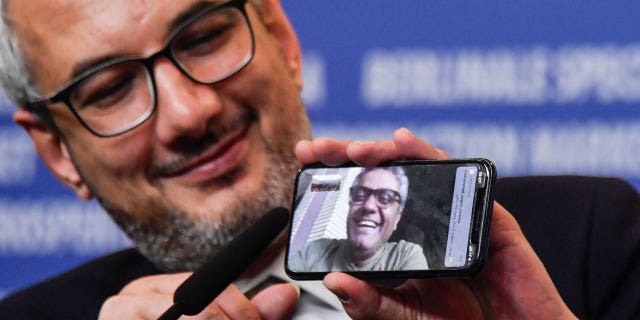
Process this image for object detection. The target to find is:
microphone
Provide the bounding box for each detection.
[157,207,290,320]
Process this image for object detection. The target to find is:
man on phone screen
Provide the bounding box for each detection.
[289,167,429,272]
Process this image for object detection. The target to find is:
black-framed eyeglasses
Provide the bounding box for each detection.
[349,186,401,208]
[24,0,254,137]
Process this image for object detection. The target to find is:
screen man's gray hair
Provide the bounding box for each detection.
[352,166,410,213]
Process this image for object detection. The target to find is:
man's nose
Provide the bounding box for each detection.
[361,193,379,211]
[152,58,223,144]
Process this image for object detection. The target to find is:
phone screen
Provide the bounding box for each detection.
[285,159,495,279]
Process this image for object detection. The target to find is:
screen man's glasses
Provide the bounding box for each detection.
[349,186,402,208]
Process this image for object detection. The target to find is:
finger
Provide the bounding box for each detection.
[307,137,352,166]
[344,128,449,167]
[119,273,192,295]
[488,201,527,250]
[189,304,229,320]
[251,283,300,320]
[485,202,551,278]
[295,140,317,165]
[99,293,174,320]
[323,272,383,319]
[344,140,399,167]
[393,127,449,160]
[208,284,260,320]
[101,289,247,320]
[324,273,431,320]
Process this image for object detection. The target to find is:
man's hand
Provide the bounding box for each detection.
[295,127,577,319]
[98,273,299,320]
[295,127,449,167]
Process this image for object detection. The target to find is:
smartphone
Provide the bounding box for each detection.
[285,158,496,280]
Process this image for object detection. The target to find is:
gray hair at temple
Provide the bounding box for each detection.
[0,0,40,106]
[0,0,264,108]
[352,166,410,213]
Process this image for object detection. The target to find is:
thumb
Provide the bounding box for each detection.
[250,283,300,320]
[324,272,404,320]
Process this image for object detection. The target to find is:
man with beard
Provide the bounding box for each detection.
[289,166,429,272]
[0,0,580,319]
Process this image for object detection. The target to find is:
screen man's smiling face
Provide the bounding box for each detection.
[347,168,403,259]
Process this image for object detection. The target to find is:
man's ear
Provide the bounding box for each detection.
[392,212,403,231]
[13,109,93,200]
[259,0,303,90]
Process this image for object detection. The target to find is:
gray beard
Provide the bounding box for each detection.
[102,140,298,272]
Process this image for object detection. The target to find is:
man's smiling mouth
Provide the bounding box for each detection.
[149,110,258,184]
[355,219,381,229]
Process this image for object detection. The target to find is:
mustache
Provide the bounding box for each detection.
[148,109,258,178]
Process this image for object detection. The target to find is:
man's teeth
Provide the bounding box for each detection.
[358,220,378,228]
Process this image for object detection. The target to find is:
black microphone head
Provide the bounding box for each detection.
[173,207,290,316]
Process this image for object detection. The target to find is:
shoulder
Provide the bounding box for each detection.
[306,238,342,250]
[388,240,423,253]
[297,238,344,257]
[290,238,345,271]
[384,240,428,269]
[0,248,159,320]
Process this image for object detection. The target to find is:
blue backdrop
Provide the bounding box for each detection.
[2,1,640,298]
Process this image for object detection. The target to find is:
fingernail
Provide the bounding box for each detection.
[290,283,301,298]
[397,127,412,135]
[354,140,374,146]
[334,288,350,304]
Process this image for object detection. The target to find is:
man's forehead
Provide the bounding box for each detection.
[361,169,399,187]
[10,0,161,35]
[8,0,206,92]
